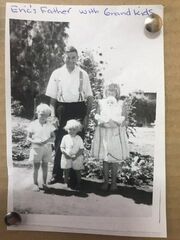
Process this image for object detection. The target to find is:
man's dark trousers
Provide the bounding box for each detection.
[52,102,87,185]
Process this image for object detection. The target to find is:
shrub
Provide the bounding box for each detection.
[12,124,30,161]
[119,152,154,186]
[11,97,24,117]
[82,151,154,187]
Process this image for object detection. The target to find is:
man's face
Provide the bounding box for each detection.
[65,51,78,71]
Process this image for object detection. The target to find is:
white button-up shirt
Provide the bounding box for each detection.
[46,65,93,102]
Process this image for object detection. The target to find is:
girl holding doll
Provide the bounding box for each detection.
[91,83,129,191]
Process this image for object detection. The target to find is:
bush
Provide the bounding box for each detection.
[82,151,154,187]
[119,152,154,186]
[11,97,24,117]
[12,124,30,161]
[131,92,156,127]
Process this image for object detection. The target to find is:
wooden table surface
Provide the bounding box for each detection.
[0,0,180,239]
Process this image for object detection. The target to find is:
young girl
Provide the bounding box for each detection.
[91,83,129,191]
[60,119,84,190]
[27,103,56,191]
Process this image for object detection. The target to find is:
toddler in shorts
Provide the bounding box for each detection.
[60,119,84,190]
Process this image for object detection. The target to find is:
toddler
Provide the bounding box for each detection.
[60,119,84,190]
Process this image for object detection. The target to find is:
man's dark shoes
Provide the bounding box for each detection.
[48,177,64,185]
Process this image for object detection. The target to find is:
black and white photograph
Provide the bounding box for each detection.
[5,3,166,237]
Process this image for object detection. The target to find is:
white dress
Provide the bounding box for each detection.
[91,99,129,163]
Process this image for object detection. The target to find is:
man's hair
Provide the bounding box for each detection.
[65,46,78,55]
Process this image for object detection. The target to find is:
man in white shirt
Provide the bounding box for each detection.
[46,46,93,185]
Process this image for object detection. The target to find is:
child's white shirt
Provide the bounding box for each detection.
[27,119,56,147]
[60,134,84,156]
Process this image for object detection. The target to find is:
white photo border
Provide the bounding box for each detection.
[5,3,166,237]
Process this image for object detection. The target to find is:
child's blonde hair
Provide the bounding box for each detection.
[64,119,82,132]
[104,83,121,100]
[36,103,52,116]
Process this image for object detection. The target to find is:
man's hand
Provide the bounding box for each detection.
[84,96,94,130]
[50,116,59,128]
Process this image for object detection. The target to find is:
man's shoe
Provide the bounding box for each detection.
[48,177,64,185]
[48,178,59,185]
[42,184,48,190]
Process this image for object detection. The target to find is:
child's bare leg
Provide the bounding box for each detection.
[102,161,109,190]
[42,162,48,185]
[110,163,118,191]
[33,162,40,191]
[75,170,81,189]
[33,162,40,185]
[64,169,70,185]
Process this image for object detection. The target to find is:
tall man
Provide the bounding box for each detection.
[46,46,93,184]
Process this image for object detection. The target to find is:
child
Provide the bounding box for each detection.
[91,83,129,191]
[60,119,84,190]
[27,103,56,191]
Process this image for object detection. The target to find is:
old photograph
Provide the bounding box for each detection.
[6,3,166,237]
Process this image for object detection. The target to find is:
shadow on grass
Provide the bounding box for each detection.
[43,187,88,198]
[43,179,152,205]
[80,179,152,205]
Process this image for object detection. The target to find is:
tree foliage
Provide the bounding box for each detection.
[78,50,104,150]
[10,20,69,118]
[79,50,104,100]
[131,93,156,127]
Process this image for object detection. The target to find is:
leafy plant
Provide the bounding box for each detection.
[12,124,30,161]
[79,50,104,150]
[10,20,69,118]
[82,150,154,187]
[11,97,24,117]
[119,152,154,186]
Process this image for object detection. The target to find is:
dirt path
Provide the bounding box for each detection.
[13,167,152,217]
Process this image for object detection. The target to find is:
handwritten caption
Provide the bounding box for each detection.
[10,5,153,17]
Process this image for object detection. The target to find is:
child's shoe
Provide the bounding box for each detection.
[110,184,117,192]
[42,184,48,190]
[32,184,40,192]
[101,182,109,191]
[74,184,81,191]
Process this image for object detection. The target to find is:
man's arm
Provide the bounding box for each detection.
[83,95,94,130]
[49,97,57,117]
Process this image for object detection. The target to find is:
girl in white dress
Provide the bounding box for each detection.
[91,83,129,191]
